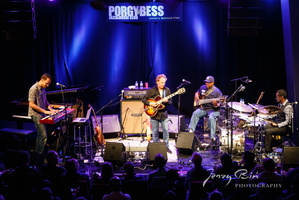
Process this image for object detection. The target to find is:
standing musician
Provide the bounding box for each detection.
[142,74,173,154]
[28,73,58,166]
[264,89,293,153]
[188,76,223,144]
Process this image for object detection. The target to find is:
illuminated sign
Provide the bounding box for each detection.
[107,2,183,22]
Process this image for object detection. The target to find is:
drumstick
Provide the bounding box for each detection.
[256,91,265,104]
[249,91,265,116]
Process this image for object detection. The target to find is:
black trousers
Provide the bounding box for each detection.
[264,123,288,152]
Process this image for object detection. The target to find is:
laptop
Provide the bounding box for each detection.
[73,108,92,123]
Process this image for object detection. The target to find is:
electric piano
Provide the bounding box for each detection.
[40,108,76,124]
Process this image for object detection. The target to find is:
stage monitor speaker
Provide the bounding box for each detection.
[121,100,148,134]
[158,114,185,133]
[147,142,168,162]
[91,115,121,134]
[104,142,126,164]
[176,132,198,154]
[283,147,299,169]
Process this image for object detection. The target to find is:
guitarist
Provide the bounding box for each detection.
[264,89,293,153]
[142,74,173,154]
[188,76,223,146]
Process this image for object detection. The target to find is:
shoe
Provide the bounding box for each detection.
[265,149,273,153]
[188,128,194,133]
[166,148,172,154]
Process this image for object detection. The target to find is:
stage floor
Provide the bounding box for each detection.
[86,133,246,176]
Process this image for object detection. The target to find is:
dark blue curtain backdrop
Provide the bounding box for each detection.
[0,0,286,119]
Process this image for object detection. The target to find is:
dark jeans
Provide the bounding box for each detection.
[264,123,288,152]
[31,115,47,155]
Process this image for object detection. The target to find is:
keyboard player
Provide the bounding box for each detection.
[28,73,59,166]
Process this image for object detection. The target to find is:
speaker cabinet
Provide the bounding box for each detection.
[158,114,185,133]
[147,142,168,162]
[91,115,121,133]
[104,142,126,163]
[283,147,299,169]
[176,132,198,154]
[121,100,148,134]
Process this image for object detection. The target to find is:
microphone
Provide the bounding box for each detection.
[290,101,298,105]
[182,79,191,84]
[56,82,66,87]
[120,90,124,100]
[239,85,246,92]
[244,76,252,83]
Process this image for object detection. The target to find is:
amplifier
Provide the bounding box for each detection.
[123,88,149,100]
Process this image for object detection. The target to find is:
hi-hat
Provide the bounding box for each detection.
[258,105,280,115]
[232,113,250,118]
[228,102,253,113]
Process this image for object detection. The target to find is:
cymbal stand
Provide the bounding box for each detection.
[226,84,246,154]
[253,125,264,162]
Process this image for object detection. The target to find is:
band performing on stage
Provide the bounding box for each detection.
[22,73,296,166]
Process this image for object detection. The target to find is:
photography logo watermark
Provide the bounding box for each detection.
[202,169,282,189]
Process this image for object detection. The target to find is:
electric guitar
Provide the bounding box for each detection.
[144,87,186,117]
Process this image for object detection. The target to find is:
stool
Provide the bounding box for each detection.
[0,128,35,150]
[73,122,93,162]
[203,116,224,135]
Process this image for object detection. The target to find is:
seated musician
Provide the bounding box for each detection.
[188,76,223,145]
[264,89,293,153]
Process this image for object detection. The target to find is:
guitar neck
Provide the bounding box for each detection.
[195,97,223,106]
[157,91,178,104]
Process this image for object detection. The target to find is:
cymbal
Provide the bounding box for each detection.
[258,105,280,115]
[248,103,264,110]
[228,102,253,113]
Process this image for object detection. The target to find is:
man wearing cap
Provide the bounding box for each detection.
[188,76,223,145]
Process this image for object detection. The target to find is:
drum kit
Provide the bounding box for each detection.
[219,101,280,154]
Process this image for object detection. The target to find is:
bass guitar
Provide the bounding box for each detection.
[193,96,227,108]
[144,87,186,117]
[88,104,106,146]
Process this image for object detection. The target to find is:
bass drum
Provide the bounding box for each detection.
[220,128,245,153]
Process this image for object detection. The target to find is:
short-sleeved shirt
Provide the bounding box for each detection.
[197,85,223,111]
[28,82,49,118]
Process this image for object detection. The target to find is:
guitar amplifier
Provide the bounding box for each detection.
[123,88,149,100]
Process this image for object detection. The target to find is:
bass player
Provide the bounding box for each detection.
[142,74,173,154]
[188,76,223,146]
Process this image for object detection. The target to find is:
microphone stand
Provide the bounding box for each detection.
[176,82,188,140]
[58,84,71,161]
[231,76,247,101]
[95,92,123,142]
[226,84,245,154]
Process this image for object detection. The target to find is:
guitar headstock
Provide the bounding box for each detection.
[177,87,186,94]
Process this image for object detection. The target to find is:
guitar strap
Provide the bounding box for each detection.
[205,86,215,97]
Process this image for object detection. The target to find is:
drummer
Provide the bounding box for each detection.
[264,89,294,153]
